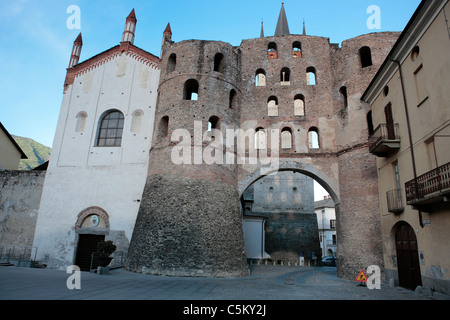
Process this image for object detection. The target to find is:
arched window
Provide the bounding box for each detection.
[208,116,220,131]
[281,127,293,149]
[229,89,237,109]
[96,110,125,147]
[293,41,302,58]
[340,86,348,108]
[158,116,169,138]
[255,69,266,87]
[255,127,266,150]
[268,42,277,59]
[214,53,225,73]
[167,53,176,74]
[308,127,319,149]
[184,79,199,101]
[306,67,316,85]
[294,94,305,116]
[267,96,278,117]
[359,46,373,68]
[280,67,291,84]
[75,111,87,132]
[131,110,143,132]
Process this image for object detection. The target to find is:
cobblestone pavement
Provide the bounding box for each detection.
[0,264,448,301]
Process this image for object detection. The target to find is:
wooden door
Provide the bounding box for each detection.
[395,223,422,290]
[75,234,105,271]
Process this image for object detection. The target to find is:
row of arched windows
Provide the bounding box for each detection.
[256,67,317,86]
[255,127,320,150]
[167,52,227,75]
[168,45,373,82]
[76,109,143,147]
[267,94,306,117]
[267,41,303,59]
[183,79,238,108]
[157,114,321,151]
[266,42,373,70]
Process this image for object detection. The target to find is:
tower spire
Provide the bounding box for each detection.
[303,19,306,36]
[68,33,82,68]
[274,2,290,36]
[260,20,264,38]
[161,23,173,58]
[122,9,137,44]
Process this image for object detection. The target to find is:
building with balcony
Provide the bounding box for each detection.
[315,196,337,259]
[362,0,450,295]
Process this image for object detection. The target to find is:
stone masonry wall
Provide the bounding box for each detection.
[0,170,45,250]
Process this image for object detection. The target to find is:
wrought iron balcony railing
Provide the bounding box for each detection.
[405,162,450,208]
[386,189,404,214]
[369,123,401,157]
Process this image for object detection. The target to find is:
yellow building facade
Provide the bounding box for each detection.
[362,0,450,294]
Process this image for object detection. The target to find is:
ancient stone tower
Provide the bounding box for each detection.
[125,25,249,277]
[126,4,401,280]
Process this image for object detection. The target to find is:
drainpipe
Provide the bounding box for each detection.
[390,58,423,228]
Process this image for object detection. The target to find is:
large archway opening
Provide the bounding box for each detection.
[239,165,339,268]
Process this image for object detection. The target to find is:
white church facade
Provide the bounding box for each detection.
[32,10,161,271]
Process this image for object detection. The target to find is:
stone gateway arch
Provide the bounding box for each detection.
[125,7,399,280]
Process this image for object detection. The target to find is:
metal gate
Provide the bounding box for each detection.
[75,234,105,271]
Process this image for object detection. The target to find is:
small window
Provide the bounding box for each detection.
[214,53,225,73]
[281,127,293,149]
[184,79,199,100]
[359,46,373,68]
[208,116,220,131]
[255,69,266,87]
[167,53,176,74]
[293,41,302,58]
[229,89,237,109]
[268,42,277,59]
[340,86,348,108]
[308,127,319,149]
[280,67,291,84]
[306,67,316,85]
[383,86,389,97]
[96,110,125,147]
[158,116,169,138]
[294,94,305,116]
[268,96,278,117]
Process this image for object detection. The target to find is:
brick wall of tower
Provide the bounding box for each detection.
[126,40,249,277]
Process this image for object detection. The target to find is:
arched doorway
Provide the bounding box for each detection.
[395,222,422,290]
[239,164,339,267]
[74,207,110,271]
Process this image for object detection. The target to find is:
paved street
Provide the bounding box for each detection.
[1,264,448,317]
[1,264,448,300]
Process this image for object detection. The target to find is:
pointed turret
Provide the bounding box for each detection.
[68,33,83,68]
[164,23,172,38]
[302,19,306,36]
[274,2,290,36]
[260,20,265,38]
[122,9,137,44]
[161,23,173,57]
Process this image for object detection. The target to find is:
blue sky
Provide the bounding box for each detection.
[0,0,421,149]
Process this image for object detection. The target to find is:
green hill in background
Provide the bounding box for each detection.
[12,135,51,170]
